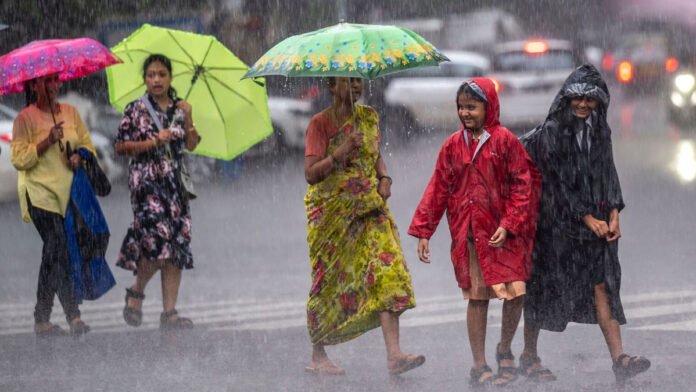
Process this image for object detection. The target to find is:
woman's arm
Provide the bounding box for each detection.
[304,122,362,185]
[304,154,336,185]
[10,113,60,170]
[184,126,201,151]
[375,154,392,200]
[115,139,159,156]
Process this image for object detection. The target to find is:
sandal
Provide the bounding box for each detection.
[612,353,650,383]
[160,309,194,331]
[388,354,426,375]
[495,343,518,385]
[518,353,557,382]
[123,288,145,327]
[305,361,346,376]
[69,319,91,337]
[470,365,496,387]
[34,324,69,338]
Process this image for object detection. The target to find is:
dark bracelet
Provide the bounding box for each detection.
[378,175,392,185]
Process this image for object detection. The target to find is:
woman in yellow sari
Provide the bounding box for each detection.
[303,76,424,376]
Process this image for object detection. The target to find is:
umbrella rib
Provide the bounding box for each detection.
[204,73,255,106]
[166,30,199,66]
[201,76,227,131]
[184,38,216,99]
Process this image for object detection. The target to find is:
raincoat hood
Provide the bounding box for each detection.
[464,77,501,130]
[547,64,610,119]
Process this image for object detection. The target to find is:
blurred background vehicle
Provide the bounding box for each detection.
[246,95,313,156]
[488,38,581,132]
[667,67,696,126]
[0,102,16,202]
[600,19,694,94]
[384,8,525,56]
[382,50,490,133]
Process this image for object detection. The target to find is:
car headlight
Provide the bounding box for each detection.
[674,73,695,93]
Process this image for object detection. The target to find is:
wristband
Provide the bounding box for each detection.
[378,175,392,185]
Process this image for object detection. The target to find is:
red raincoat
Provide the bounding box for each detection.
[408,77,540,288]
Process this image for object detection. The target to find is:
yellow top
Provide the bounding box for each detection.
[10,103,95,222]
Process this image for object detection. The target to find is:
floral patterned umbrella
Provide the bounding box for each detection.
[0,38,121,95]
[244,22,449,80]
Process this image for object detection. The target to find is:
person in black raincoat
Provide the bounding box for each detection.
[518,64,650,383]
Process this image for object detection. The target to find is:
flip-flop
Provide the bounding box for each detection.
[389,354,426,375]
[305,362,346,376]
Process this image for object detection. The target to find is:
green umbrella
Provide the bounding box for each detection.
[244,22,449,80]
[107,24,272,160]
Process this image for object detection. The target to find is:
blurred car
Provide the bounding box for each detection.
[604,31,678,90]
[0,103,17,202]
[488,39,580,131]
[667,68,696,125]
[382,50,491,132]
[246,96,313,156]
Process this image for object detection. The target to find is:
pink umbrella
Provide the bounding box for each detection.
[0,37,121,95]
[0,37,120,150]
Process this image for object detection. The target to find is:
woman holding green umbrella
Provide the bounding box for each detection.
[303,76,424,375]
[115,54,201,330]
[244,21,448,376]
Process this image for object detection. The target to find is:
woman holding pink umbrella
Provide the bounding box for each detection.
[2,37,120,337]
[11,73,95,337]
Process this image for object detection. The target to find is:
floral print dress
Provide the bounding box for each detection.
[305,105,415,345]
[115,96,193,272]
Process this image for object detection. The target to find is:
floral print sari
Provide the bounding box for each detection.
[305,105,415,345]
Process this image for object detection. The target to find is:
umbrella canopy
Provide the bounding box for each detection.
[244,22,449,80]
[107,24,272,160]
[0,38,121,95]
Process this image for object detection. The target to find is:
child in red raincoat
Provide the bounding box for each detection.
[408,78,540,387]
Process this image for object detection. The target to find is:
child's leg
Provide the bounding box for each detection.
[594,283,623,360]
[522,322,541,358]
[499,296,524,355]
[467,298,490,368]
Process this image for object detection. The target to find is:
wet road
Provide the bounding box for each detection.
[1,89,695,391]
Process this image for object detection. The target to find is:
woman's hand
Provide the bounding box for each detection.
[489,226,508,248]
[176,100,193,119]
[334,130,363,161]
[582,214,609,238]
[607,210,621,242]
[417,238,431,264]
[157,129,173,145]
[68,153,81,170]
[377,177,391,200]
[48,121,64,145]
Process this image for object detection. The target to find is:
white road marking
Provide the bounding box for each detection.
[0,290,693,335]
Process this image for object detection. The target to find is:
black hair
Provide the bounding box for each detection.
[24,80,37,107]
[323,77,336,87]
[143,54,178,99]
[455,82,487,107]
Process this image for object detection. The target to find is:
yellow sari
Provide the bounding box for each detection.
[305,105,415,345]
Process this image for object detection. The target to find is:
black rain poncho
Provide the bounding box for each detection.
[520,64,626,332]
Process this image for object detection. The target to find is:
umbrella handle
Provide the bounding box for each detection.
[45,84,64,152]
